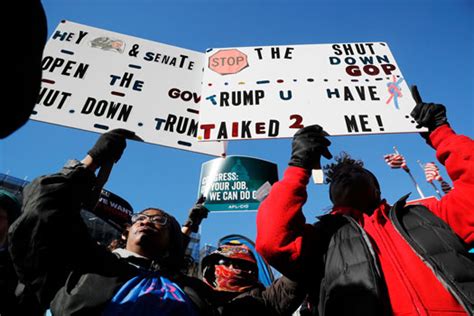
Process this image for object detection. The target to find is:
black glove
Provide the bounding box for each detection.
[184,195,209,233]
[289,125,332,170]
[410,85,448,132]
[87,129,135,165]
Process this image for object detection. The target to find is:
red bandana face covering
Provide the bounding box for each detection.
[210,264,259,293]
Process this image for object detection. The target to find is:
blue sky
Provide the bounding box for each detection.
[1,0,472,248]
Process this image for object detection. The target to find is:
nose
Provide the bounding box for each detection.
[137,217,154,226]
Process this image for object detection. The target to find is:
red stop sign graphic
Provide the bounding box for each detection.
[208,49,249,75]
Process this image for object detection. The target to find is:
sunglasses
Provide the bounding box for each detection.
[131,213,168,226]
[217,257,257,272]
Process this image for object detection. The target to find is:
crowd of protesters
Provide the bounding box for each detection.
[1,88,472,315]
[1,1,473,312]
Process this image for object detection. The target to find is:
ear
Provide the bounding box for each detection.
[121,226,130,241]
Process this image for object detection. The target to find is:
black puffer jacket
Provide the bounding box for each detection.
[8,160,213,315]
[310,196,474,316]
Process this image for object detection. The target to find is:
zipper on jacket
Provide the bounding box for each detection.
[371,212,428,315]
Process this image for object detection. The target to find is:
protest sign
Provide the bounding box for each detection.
[33,21,225,156]
[94,189,133,229]
[198,43,426,141]
[198,156,278,212]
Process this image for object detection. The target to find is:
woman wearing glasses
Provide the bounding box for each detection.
[9,130,214,316]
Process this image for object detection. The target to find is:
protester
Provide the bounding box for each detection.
[181,190,302,315]
[0,190,21,315]
[180,197,304,315]
[256,87,474,315]
[201,241,305,316]
[8,129,214,315]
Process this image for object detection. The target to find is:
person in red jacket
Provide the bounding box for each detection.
[256,87,474,316]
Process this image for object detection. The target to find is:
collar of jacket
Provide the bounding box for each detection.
[331,199,391,221]
[113,248,167,273]
[390,193,411,214]
[114,248,147,259]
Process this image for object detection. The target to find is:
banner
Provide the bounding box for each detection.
[94,189,133,229]
[198,156,278,212]
[33,21,225,156]
[198,43,426,141]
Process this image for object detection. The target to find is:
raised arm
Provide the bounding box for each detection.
[181,195,209,237]
[256,125,332,279]
[410,86,474,245]
[8,129,133,309]
[420,125,474,244]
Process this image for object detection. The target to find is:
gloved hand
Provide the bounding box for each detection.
[184,195,209,233]
[289,125,332,170]
[410,85,448,132]
[87,129,135,165]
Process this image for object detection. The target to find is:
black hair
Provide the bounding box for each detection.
[324,152,365,184]
[324,152,381,212]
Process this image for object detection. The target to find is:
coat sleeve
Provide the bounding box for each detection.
[221,277,305,316]
[420,125,474,245]
[256,166,322,279]
[8,162,118,308]
[258,276,306,315]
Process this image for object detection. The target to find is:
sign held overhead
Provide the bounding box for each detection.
[34,21,225,156]
[197,156,278,212]
[198,43,426,141]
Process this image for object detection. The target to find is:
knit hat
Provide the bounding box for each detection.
[201,241,262,293]
[201,241,257,270]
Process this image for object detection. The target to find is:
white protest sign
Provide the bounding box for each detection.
[33,21,225,156]
[198,43,426,141]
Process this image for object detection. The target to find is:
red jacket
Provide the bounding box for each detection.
[256,125,474,315]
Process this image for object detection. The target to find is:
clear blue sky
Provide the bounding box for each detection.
[1,0,472,248]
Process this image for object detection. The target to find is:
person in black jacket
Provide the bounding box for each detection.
[8,129,213,315]
[200,241,305,316]
[180,196,305,315]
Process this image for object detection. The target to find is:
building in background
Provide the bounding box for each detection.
[0,173,28,201]
[183,232,202,277]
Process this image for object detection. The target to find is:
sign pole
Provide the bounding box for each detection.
[393,146,425,198]
[417,160,442,198]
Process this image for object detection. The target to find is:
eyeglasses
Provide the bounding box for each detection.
[217,257,257,272]
[131,213,168,226]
